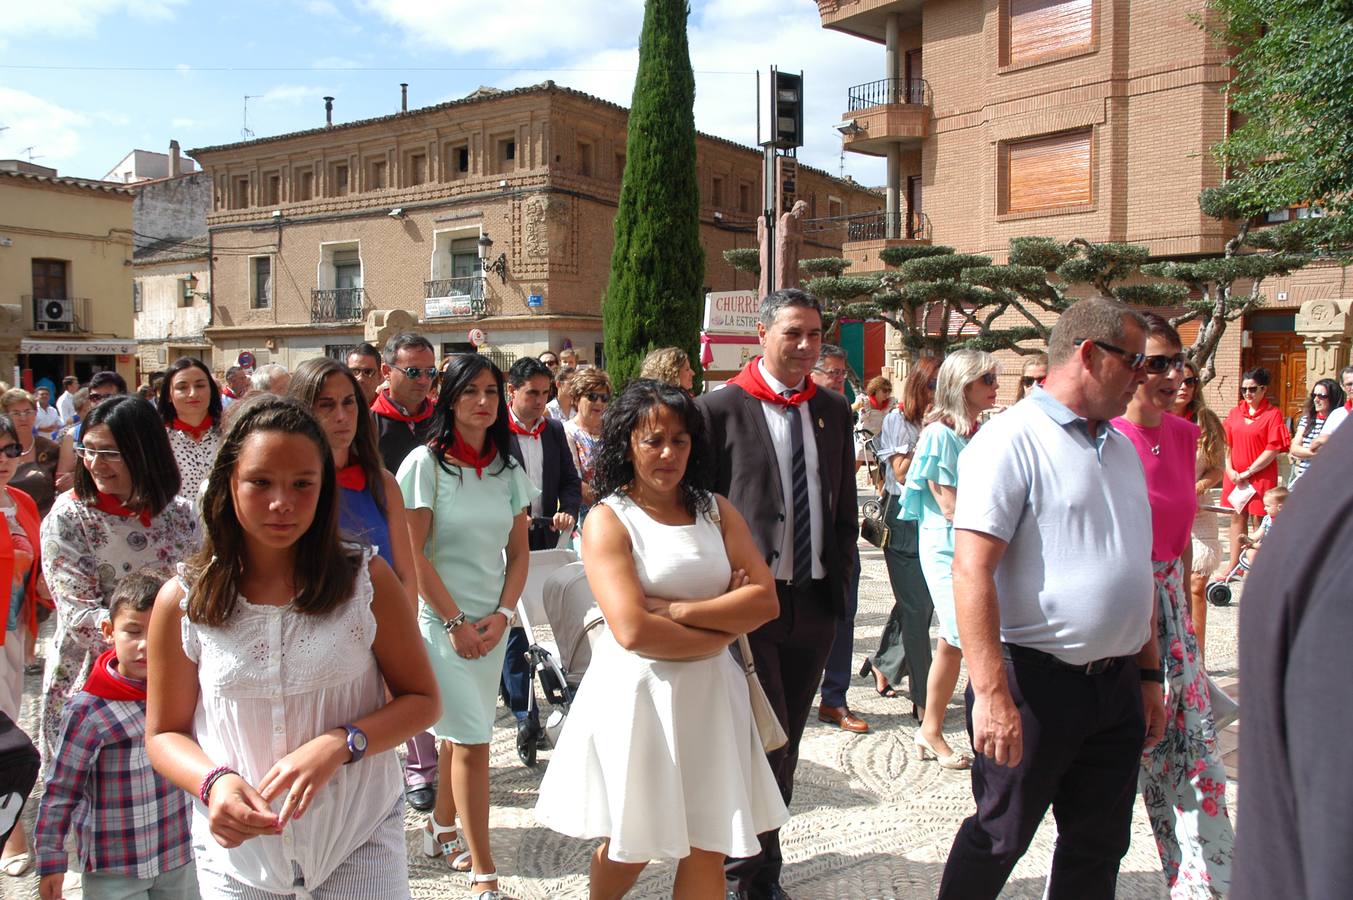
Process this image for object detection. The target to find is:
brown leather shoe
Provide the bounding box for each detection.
[818,704,869,733]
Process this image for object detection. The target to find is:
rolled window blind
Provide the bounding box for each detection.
[1008,0,1093,64]
[1006,130,1092,213]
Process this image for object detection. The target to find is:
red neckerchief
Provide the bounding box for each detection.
[371,391,433,424]
[91,491,152,527]
[449,430,496,479]
[868,394,887,411]
[82,648,146,702]
[221,387,237,400]
[171,417,214,442]
[1346,399,1352,412]
[1243,398,1274,420]
[508,415,545,439]
[727,357,818,408]
[336,463,366,491]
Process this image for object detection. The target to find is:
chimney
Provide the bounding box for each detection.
[400,83,408,112]
[323,96,335,127]
[168,140,181,177]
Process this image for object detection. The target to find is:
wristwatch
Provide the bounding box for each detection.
[341,724,368,764]
[494,605,517,625]
[1140,667,1165,684]
[443,611,467,633]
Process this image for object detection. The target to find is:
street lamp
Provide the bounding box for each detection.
[478,232,508,284]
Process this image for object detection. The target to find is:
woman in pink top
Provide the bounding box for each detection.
[1114,314,1233,899]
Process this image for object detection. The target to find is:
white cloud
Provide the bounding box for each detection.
[258,84,323,106]
[363,0,643,64]
[304,0,342,15]
[0,0,185,38]
[0,87,90,164]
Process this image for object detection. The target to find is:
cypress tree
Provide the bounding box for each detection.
[601,0,704,388]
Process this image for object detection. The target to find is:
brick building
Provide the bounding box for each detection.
[817,0,1351,416]
[189,81,881,371]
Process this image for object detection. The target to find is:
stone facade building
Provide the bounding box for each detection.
[0,168,138,392]
[817,0,1351,416]
[188,81,881,371]
[131,170,212,378]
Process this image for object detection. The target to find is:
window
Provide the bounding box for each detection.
[180,277,194,308]
[32,259,68,300]
[444,142,470,177]
[329,162,349,197]
[1002,129,1092,214]
[250,256,272,309]
[367,158,387,191]
[828,196,843,218]
[739,183,752,215]
[231,175,251,209]
[295,167,314,201]
[325,344,358,361]
[406,152,428,186]
[614,152,626,180]
[710,176,725,209]
[576,141,594,177]
[263,172,281,206]
[133,281,142,313]
[1005,0,1093,66]
[494,136,516,173]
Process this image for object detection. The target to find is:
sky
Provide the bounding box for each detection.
[0,0,888,187]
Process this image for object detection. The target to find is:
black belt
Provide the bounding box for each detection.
[1002,643,1132,676]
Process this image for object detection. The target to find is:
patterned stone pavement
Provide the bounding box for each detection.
[5,544,1242,899]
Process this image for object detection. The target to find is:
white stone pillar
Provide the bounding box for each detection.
[1295,298,1353,390]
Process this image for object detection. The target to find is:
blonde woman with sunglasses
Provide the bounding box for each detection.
[901,350,999,769]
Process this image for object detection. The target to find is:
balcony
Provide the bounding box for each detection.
[817,0,926,41]
[839,78,931,155]
[310,288,367,323]
[807,210,932,274]
[25,296,93,333]
[423,277,487,320]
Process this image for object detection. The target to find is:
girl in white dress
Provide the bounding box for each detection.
[535,379,787,899]
[144,395,439,899]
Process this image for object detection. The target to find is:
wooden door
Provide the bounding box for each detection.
[32,259,68,299]
[1247,329,1306,422]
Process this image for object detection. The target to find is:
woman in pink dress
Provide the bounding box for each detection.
[1219,368,1289,576]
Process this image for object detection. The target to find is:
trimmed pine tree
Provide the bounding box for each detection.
[601,0,705,388]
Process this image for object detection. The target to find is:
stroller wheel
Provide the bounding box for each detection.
[1206,581,1232,607]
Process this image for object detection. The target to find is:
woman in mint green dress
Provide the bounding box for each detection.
[398,355,536,900]
[902,349,999,770]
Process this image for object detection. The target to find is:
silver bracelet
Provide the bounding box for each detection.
[442,612,467,633]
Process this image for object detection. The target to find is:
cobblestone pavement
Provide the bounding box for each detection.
[5,544,1242,899]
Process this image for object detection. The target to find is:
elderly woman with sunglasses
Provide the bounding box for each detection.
[902,350,999,769]
[37,397,199,771]
[563,368,612,531]
[1218,367,1290,577]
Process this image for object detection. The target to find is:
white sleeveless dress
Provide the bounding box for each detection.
[534,494,788,863]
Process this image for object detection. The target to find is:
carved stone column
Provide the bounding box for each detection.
[366,309,418,352]
[1295,298,1353,390]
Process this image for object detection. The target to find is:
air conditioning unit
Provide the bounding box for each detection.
[35,298,73,331]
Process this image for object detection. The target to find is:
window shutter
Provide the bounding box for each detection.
[1006,130,1092,213]
[1008,0,1093,64]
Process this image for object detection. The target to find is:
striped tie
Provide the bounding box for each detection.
[783,394,813,584]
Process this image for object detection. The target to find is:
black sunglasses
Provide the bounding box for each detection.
[396,366,439,380]
[1021,376,1044,388]
[978,372,998,387]
[0,443,21,459]
[1075,339,1147,371]
[1241,386,1262,394]
[1313,391,1330,399]
[584,392,611,404]
[1142,353,1187,375]
[349,366,378,378]
[1182,376,1199,387]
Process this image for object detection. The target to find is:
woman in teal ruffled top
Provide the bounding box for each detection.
[902,349,999,769]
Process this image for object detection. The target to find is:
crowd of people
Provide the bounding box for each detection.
[0,288,1319,900]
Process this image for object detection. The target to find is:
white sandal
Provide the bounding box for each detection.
[469,870,503,899]
[423,814,472,871]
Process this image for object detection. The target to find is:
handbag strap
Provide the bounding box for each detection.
[736,633,757,677]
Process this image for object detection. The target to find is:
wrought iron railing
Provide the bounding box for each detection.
[846,77,931,111]
[310,288,367,323]
[25,295,93,333]
[423,277,487,319]
[805,210,932,242]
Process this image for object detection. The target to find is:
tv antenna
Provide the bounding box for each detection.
[18,146,43,162]
[241,95,260,139]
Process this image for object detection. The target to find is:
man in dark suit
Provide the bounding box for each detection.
[699,289,858,900]
[503,356,582,766]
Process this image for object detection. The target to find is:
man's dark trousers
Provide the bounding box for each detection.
[725,578,836,898]
[818,549,861,709]
[938,654,1146,900]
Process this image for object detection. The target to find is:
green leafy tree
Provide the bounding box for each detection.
[601,0,704,387]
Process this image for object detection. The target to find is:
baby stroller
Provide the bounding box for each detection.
[516,549,605,762]
[1200,504,1247,607]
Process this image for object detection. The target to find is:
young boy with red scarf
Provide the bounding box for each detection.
[35,573,196,900]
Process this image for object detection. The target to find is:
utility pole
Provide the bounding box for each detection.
[759,67,804,295]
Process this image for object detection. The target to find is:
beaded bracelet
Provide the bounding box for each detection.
[199,765,238,806]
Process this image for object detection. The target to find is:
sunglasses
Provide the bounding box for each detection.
[74,444,124,463]
[816,368,848,379]
[1313,391,1330,399]
[1075,339,1147,371]
[396,366,439,380]
[583,392,611,404]
[1241,386,1262,394]
[350,366,378,378]
[0,444,21,459]
[1021,376,1044,388]
[1181,377,1199,387]
[1142,353,1187,375]
[978,372,998,387]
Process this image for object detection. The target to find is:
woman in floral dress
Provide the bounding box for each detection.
[1114,314,1233,898]
[38,396,199,769]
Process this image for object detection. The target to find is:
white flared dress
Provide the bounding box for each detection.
[534,493,788,863]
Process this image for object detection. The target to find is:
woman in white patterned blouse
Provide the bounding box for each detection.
[156,357,223,500]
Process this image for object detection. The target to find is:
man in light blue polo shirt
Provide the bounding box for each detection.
[938,298,1167,900]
